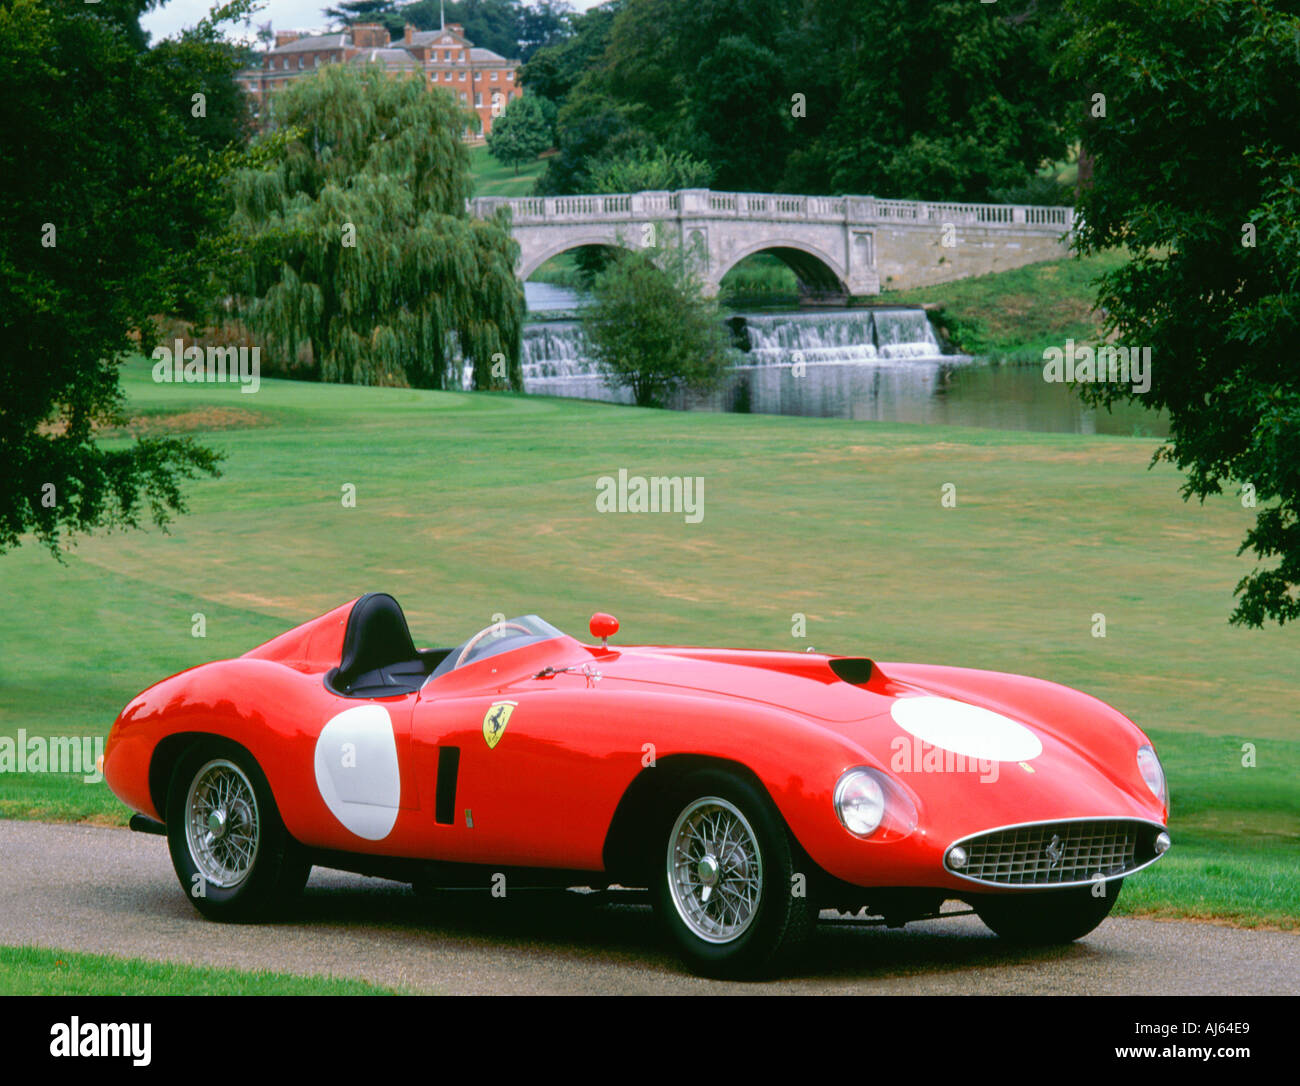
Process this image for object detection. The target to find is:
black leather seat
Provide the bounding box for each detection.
[326,593,446,697]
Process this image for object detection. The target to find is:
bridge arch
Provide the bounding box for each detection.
[517,233,641,281]
[716,239,849,296]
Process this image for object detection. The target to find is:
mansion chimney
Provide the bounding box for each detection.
[350,22,390,49]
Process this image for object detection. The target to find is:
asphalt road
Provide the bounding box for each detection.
[1,819,1296,995]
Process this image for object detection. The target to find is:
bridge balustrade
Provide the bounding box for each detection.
[469,189,1074,234]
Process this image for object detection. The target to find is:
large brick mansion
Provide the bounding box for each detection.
[239,22,523,138]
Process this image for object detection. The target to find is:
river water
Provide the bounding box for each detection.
[518,283,1166,436]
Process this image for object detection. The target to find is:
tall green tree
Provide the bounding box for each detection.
[793,0,1071,200]
[581,229,734,408]
[685,33,788,191]
[0,0,247,556]
[524,1,628,193]
[534,95,648,196]
[1058,0,1300,627]
[516,0,573,59]
[229,63,523,390]
[520,0,618,103]
[534,0,1071,200]
[149,18,256,153]
[485,93,551,173]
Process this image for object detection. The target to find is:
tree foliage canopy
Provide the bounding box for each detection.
[485,93,551,173]
[586,146,712,194]
[229,63,524,390]
[527,0,1070,201]
[580,230,734,408]
[518,0,617,104]
[1058,0,1300,626]
[0,0,242,555]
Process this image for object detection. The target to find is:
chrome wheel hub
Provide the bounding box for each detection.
[667,796,763,944]
[185,759,260,889]
[696,854,720,887]
[207,808,227,838]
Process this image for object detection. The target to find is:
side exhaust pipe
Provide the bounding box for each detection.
[128,814,166,836]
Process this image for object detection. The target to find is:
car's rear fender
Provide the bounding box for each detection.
[106,658,350,839]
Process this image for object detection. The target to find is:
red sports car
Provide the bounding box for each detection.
[105,593,1172,976]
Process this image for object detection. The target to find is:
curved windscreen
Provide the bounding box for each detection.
[427,615,565,681]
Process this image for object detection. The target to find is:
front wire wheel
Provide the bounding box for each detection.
[655,770,815,977]
[668,797,763,944]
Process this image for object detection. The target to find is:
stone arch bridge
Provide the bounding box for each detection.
[468,188,1075,298]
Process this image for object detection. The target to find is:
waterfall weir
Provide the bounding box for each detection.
[518,307,959,411]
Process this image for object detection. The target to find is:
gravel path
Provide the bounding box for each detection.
[2,819,1295,995]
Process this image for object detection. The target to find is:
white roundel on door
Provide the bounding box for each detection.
[314,704,401,840]
[889,695,1043,762]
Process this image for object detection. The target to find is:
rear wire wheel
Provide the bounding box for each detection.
[166,739,309,920]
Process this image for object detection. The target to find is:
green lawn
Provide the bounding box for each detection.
[0,945,397,995]
[468,143,547,197]
[0,358,1296,927]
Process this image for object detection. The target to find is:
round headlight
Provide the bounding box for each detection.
[1137,745,1167,806]
[834,769,886,837]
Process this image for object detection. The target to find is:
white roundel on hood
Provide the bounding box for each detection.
[889,695,1043,762]
[314,704,401,840]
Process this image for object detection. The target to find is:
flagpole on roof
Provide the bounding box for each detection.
[440,1,445,31]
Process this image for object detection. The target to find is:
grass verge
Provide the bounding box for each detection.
[0,945,397,995]
[884,249,1129,361]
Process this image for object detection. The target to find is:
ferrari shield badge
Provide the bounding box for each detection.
[482,701,516,749]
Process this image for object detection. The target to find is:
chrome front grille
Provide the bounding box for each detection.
[946,819,1161,887]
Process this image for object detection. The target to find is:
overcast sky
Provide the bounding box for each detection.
[142,0,605,45]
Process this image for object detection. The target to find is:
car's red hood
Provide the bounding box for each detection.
[591,647,1163,827]
[595,646,900,721]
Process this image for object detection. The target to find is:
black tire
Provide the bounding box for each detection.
[974,879,1122,944]
[653,769,815,978]
[165,738,310,921]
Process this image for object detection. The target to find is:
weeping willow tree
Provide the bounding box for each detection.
[229,63,523,389]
